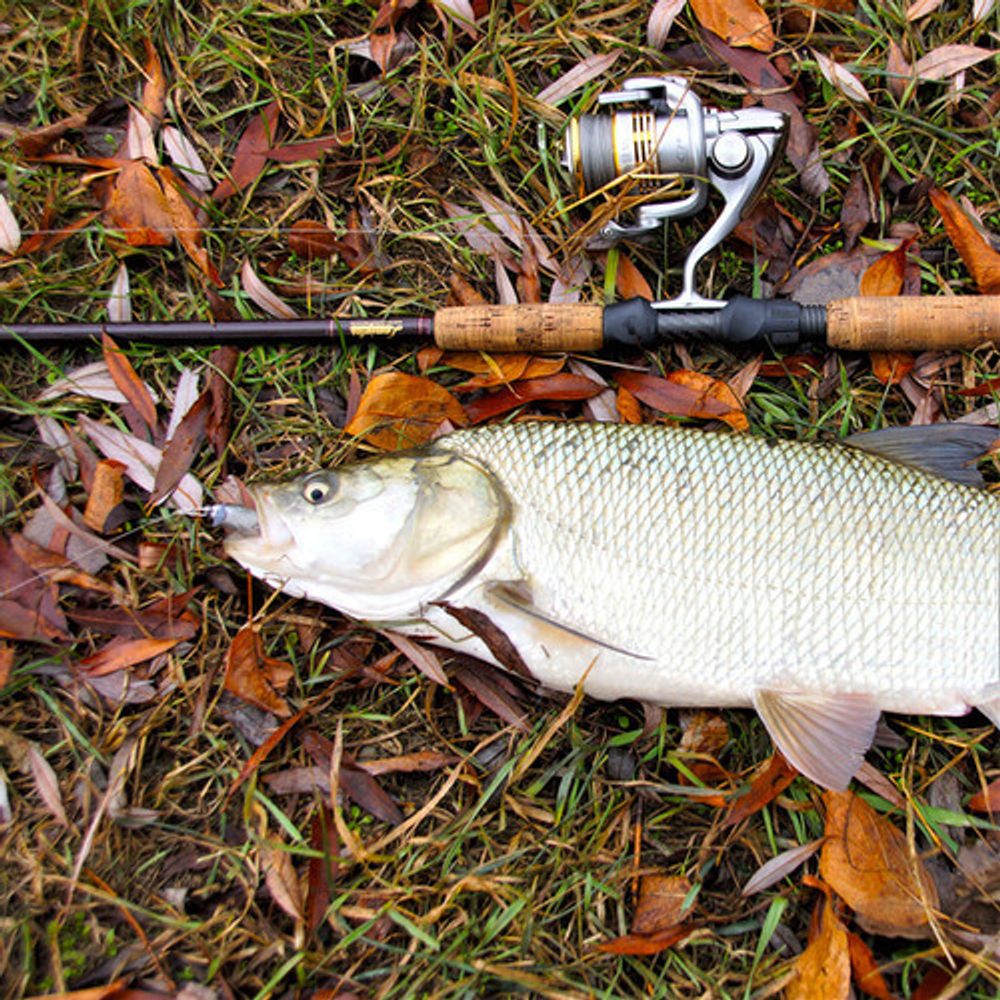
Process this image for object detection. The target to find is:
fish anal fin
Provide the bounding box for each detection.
[753,689,881,791]
[487,582,651,661]
[844,423,997,487]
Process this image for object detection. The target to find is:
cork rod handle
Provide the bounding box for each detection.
[433,304,605,352]
[827,296,1000,351]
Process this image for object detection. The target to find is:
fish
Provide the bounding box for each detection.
[210,420,1000,791]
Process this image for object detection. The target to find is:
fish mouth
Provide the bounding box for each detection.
[207,494,294,552]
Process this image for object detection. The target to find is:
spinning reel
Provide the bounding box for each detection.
[562,76,788,308]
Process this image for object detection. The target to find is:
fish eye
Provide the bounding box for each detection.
[302,476,335,505]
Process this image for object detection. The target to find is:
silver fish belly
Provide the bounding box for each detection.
[215,421,1000,790]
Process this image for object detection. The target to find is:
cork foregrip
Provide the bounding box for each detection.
[434,304,605,352]
[827,297,1000,351]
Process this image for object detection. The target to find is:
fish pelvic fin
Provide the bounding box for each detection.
[753,689,881,791]
[844,423,998,487]
[487,582,651,661]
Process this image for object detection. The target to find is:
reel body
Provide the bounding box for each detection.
[562,76,788,308]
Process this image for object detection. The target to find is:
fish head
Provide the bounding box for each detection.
[216,448,507,621]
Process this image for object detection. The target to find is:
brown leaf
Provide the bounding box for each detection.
[140,40,167,126]
[345,372,468,450]
[690,0,774,51]
[337,760,405,826]
[224,624,293,718]
[968,777,1000,812]
[724,752,798,826]
[158,167,222,286]
[83,459,126,532]
[462,372,604,423]
[16,108,93,158]
[820,790,938,937]
[446,352,565,390]
[870,352,914,386]
[632,874,695,935]
[615,254,654,301]
[450,659,530,731]
[847,929,896,1000]
[264,127,354,163]
[616,386,643,424]
[212,101,281,202]
[859,240,913,297]
[289,219,343,260]
[929,187,1000,294]
[104,160,173,246]
[536,52,622,106]
[207,346,239,459]
[358,750,457,777]
[263,846,305,922]
[615,370,746,429]
[79,636,182,677]
[786,895,851,1000]
[27,744,69,827]
[913,44,993,81]
[151,390,210,506]
[0,643,12,689]
[596,921,697,955]
[101,333,158,431]
[886,40,913,101]
[812,49,871,103]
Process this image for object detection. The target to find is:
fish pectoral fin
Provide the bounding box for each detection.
[487,582,651,661]
[844,423,998,487]
[753,689,881,791]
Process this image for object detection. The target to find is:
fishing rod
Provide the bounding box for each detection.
[4,76,999,354]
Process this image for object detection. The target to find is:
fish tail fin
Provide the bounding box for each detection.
[976,697,1000,728]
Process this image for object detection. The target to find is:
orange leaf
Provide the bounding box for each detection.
[786,895,851,1000]
[159,167,222,286]
[667,370,749,431]
[101,332,158,430]
[345,372,468,450]
[820,790,938,937]
[79,635,182,677]
[83,459,125,532]
[632,874,694,935]
[140,40,167,126]
[968,776,1000,812]
[616,370,741,426]
[596,922,697,955]
[104,160,173,247]
[859,241,911,296]
[870,351,914,385]
[446,352,565,390]
[615,254,654,301]
[929,187,1000,294]
[224,624,293,718]
[616,385,643,424]
[689,0,775,51]
[847,929,897,1000]
[723,752,798,827]
[0,642,12,689]
[462,372,604,423]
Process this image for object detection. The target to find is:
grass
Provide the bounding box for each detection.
[2,0,1000,997]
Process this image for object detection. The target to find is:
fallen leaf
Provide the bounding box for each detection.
[870,352,914,386]
[224,625,293,718]
[0,193,21,254]
[886,40,913,101]
[906,0,942,17]
[107,262,131,323]
[83,459,126,532]
[449,659,530,731]
[358,750,457,777]
[536,51,621,106]
[263,845,305,922]
[212,101,281,201]
[929,187,1000,293]
[968,777,1000,812]
[263,127,354,163]
[103,160,172,246]
[79,636,183,677]
[820,790,938,937]
[125,106,157,162]
[0,644,12,689]
[913,45,994,81]
[151,390,210,506]
[27,744,69,827]
[162,125,214,192]
[846,929,896,1000]
[345,372,468,450]
[597,876,699,957]
[289,219,343,260]
[615,254,654,301]
[241,259,300,319]
[648,0,686,47]
[667,370,749,431]
[690,0,774,51]
[724,752,799,827]
[616,386,643,424]
[859,241,911,297]
[140,40,167,126]
[446,352,565,390]
[742,839,823,896]
[786,894,851,1000]
[462,372,604,423]
[102,333,158,431]
[813,49,871,103]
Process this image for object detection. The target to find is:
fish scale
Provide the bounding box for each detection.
[216,419,1000,789]
[433,422,997,706]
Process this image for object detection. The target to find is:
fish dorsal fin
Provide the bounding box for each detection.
[844,424,998,487]
[488,583,651,661]
[753,689,881,791]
